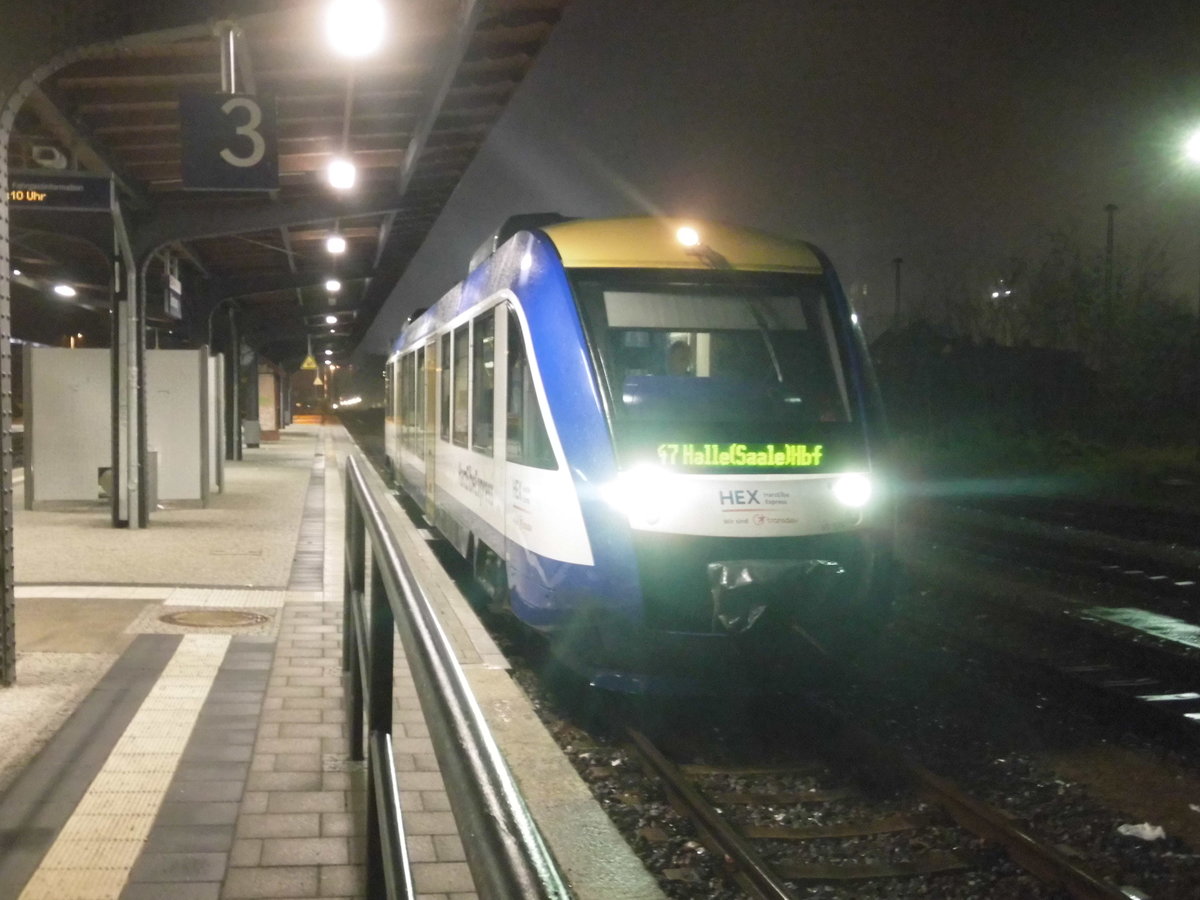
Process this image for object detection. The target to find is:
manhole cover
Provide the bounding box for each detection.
[159,610,270,628]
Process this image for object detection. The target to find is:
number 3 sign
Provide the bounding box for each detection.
[179,91,279,191]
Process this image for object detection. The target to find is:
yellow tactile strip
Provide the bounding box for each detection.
[19,633,230,900]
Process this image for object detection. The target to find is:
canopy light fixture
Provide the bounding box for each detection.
[327,157,356,190]
[325,279,342,293]
[325,0,386,58]
[325,314,338,324]
[324,349,333,356]
[676,225,701,247]
[325,235,347,255]
[53,284,76,297]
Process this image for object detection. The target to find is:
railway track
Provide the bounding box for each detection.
[910,500,1200,611]
[897,575,1200,751]
[622,711,1144,900]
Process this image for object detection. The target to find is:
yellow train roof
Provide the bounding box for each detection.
[540,217,823,273]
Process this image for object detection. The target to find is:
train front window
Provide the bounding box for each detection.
[574,271,861,471]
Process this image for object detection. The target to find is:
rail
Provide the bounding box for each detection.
[341,453,572,900]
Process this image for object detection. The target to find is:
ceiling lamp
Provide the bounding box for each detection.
[324,349,333,356]
[325,235,347,255]
[325,279,342,293]
[325,0,386,58]
[325,314,338,324]
[53,284,76,297]
[327,157,357,190]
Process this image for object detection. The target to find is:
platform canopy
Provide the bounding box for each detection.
[7,0,568,368]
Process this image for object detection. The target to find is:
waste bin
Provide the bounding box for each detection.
[243,419,261,448]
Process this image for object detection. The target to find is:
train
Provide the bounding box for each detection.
[384,215,895,691]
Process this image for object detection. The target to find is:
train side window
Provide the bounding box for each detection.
[452,323,469,447]
[505,307,555,469]
[471,310,495,455]
[440,333,450,441]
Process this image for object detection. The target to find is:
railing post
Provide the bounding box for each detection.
[344,466,365,761]
[366,551,395,899]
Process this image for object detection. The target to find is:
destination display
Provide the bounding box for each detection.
[657,442,824,468]
[7,172,112,212]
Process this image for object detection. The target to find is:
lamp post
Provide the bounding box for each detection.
[1184,130,1200,457]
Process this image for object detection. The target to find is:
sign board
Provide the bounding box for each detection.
[179,91,279,191]
[300,354,318,371]
[166,274,182,319]
[8,171,111,212]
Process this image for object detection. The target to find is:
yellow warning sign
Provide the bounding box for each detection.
[300,354,318,370]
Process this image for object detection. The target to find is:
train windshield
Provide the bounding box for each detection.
[573,270,863,471]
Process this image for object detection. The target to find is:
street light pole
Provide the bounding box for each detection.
[892,257,903,329]
[1104,203,1117,364]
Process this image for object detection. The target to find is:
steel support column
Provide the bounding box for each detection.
[226,305,242,461]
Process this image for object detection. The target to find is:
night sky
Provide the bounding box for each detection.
[361,0,1200,353]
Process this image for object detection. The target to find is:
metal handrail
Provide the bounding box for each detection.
[342,453,572,900]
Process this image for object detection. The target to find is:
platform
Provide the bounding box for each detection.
[0,423,662,900]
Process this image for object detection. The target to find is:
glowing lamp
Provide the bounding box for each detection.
[676,226,701,247]
[1187,129,1200,164]
[325,314,338,324]
[832,473,872,508]
[325,279,342,293]
[325,235,347,255]
[53,284,76,297]
[325,0,386,58]
[327,157,357,190]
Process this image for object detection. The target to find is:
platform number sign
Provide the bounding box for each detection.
[179,92,279,191]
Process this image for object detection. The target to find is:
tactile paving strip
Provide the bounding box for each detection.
[19,634,229,900]
[164,588,288,608]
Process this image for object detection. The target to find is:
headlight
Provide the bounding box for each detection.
[832,473,872,508]
[601,464,678,526]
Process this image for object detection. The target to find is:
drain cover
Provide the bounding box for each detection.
[159,610,270,628]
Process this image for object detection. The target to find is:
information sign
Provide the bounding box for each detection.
[8,172,111,212]
[179,91,279,191]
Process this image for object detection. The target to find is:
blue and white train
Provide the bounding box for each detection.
[385,215,894,690]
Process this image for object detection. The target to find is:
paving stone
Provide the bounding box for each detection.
[319,812,363,837]
[432,835,466,862]
[280,723,343,739]
[176,762,251,782]
[170,780,245,803]
[241,792,269,814]
[252,754,277,772]
[411,862,475,894]
[222,865,319,898]
[246,771,324,792]
[267,791,348,814]
[263,709,323,724]
[187,744,254,764]
[420,792,452,812]
[129,850,228,882]
[319,864,366,897]
[256,738,323,755]
[229,838,263,867]
[144,824,234,853]
[260,836,350,866]
[121,882,221,900]
[404,834,436,863]
[236,813,321,839]
[274,754,323,772]
[157,801,241,826]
